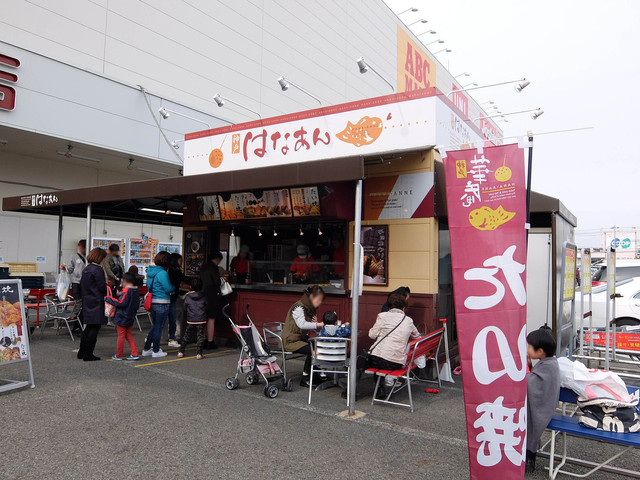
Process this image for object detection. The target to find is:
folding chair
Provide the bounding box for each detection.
[40,293,83,341]
[135,297,150,332]
[366,327,444,412]
[262,320,305,389]
[308,337,351,406]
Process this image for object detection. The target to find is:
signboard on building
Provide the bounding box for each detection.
[443,144,527,478]
[602,229,637,260]
[363,172,434,220]
[361,225,388,285]
[396,26,436,93]
[562,244,577,300]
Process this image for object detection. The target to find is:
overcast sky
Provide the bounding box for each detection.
[384,0,640,247]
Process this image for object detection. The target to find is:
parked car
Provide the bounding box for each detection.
[591,259,640,286]
[578,277,640,328]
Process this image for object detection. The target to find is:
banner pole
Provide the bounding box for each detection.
[525,133,534,229]
[56,206,63,274]
[348,179,363,415]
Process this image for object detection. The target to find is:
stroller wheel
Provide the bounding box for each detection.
[225,377,239,390]
[264,384,279,398]
[283,378,293,392]
[246,372,259,385]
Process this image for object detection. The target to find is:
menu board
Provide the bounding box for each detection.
[185,230,206,276]
[361,225,388,285]
[0,280,28,363]
[291,186,321,217]
[218,189,292,220]
[197,195,221,221]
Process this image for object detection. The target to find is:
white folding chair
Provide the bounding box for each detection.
[308,337,351,406]
[135,297,150,332]
[40,293,83,341]
[263,321,306,389]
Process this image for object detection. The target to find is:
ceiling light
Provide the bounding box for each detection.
[258,228,263,237]
[299,226,304,236]
[273,227,278,237]
[139,207,183,216]
[231,228,235,237]
[318,226,323,236]
[128,159,169,177]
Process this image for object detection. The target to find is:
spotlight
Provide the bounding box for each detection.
[231,228,235,237]
[213,93,224,107]
[318,226,323,236]
[278,76,289,91]
[299,226,304,236]
[171,140,180,149]
[273,227,278,237]
[531,108,544,120]
[514,79,530,92]
[355,56,394,91]
[158,106,170,119]
[258,228,263,237]
[356,56,368,74]
[127,159,136,171]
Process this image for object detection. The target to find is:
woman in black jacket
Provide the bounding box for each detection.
[199,251,223,350]
[78,247,108,361]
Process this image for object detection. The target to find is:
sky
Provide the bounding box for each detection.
[384,0,640,247]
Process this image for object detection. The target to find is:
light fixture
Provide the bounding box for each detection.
[213,93,261,118]
[231,227,235,237]
[531,108,544,120]
[127,159,169,177]
[480,101,495,106]
[398,7,418,15]
[356,56,394,91]
[158,106,211,128]
[425,39,444,46]
[273,227,278,237]
[171,140,183,149]
[318,225,323,236]
[434,48,452,54]
[56,145,101,163]
[277,76,322,105]
[258,228,263,237]
[473,107,544,122]
[497,118,509,123]
[455,72,470,78]
[463,82,478,88]
[446,77,529,97]
[0,139,8,146]
[407,19,428,27]
[139,207,183,216]
[417,30,436,36]
[299,226,304,236]
[514,79,531,92]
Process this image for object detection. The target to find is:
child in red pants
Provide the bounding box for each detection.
[105,273,141,361]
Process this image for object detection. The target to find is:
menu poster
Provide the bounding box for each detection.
[291,186,321,217]
[197,195,221,221]
[0,280,28,364]
[361,225,388,285]
[185,231,206,276]
[218,189,293,220]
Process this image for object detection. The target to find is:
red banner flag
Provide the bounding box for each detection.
[444,144,528,479]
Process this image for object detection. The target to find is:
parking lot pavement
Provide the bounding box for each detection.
[2,327,638,479]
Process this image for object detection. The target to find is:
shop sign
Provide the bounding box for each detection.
[363,172,434,220]
[443,144,527,478]
[603,229,637,259]
[396,26,436,93]
[584,331,640,352]
[451,85,468,117]
[184,92,438,176]
[0,53,19,112]
[20,193,59,207]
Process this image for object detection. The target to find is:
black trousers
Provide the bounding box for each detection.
[179,323,206,355]
[79,324,101,359]
[369,355,403,371]
[294,344,312,374]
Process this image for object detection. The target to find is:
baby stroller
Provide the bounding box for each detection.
[224,304,285,398]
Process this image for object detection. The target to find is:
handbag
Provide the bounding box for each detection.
[144,275,154,311]
[220,278,233,296]
[356,314,406,370]
[104,287,116,318]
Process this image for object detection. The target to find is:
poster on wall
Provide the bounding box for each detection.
[217,189,292,220]
[443,144,527,478]
[196,195,221,221]
[0,279,35,392]
[363,172,434,220]
[562,244,577,301]
[361,225,388,285]
[184,231,206,276]
[291,186,321,217]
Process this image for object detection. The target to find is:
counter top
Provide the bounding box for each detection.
[231,283,346,295]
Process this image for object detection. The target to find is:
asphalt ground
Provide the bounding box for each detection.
[1,323,638,479]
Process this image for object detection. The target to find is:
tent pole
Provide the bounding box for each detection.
[86,203,92,254]
[56,206,63,273]
[348,179,363,415]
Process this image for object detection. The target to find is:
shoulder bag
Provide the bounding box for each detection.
[144,275,154,311]
[356,314,406,370]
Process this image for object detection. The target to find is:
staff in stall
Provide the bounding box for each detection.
[290,244,318,281]
[230,245,251,284]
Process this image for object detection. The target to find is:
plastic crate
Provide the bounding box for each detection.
[7,262,38,273]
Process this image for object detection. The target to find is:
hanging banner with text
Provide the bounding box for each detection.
[443,144,527,479]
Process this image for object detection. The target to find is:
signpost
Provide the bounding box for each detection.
[579,248,593,355]
[0,279,35,393]
[605,248,616,368]
[557,242,577,356]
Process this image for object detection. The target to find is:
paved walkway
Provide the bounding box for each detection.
[1,324,637,479]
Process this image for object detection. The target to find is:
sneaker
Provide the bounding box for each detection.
[177,352,184,358]
[111,355,123,361]
[141,349,153,357]
[125,356,140,361]
[167,339,181,348]
[152,349,168,358]
[196,354,204,360]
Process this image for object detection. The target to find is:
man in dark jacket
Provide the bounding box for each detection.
[178,278,207,359]
[105,273,141,361]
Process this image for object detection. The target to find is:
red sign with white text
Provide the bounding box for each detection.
[444,144,527,479]
[0,53,19,111]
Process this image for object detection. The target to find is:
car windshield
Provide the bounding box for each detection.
[593,266,640,282]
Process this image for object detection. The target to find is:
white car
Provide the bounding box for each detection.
[577,277,640,328]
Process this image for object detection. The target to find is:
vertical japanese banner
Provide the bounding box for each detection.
[444,144,527,479]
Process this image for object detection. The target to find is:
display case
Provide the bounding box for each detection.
[127,237,158,278]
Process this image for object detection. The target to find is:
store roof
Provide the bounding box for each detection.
[2,156,365,225]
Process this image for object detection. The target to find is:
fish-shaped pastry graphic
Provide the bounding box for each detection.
[336,116,383,147]
[468,205,516,231]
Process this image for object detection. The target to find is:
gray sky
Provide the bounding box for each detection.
[384,0,640,247]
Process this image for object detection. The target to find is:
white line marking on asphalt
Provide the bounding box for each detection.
[143,365,467,448]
